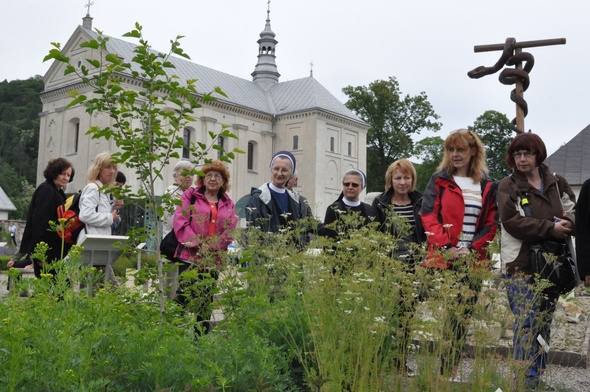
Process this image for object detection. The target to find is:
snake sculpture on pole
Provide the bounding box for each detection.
[468,37,565,134]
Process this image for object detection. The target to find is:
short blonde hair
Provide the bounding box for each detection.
[87,152,117,183]
[384,159,417,192]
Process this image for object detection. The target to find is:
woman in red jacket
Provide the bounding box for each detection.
[420,129,498,378]
[173,160,238,334]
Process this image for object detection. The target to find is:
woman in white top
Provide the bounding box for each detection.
[78,152,121,283]
[78,152,120,241]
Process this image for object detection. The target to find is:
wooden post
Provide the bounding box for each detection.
[514,47,525,133]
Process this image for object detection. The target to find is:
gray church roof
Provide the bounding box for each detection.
[76,28,363,124]
[544,123,590,186]
[0,185,17,212]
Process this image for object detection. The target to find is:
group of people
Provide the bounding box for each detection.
[9,153,125,279]
[9,130,588,387]
[245,132,585,389]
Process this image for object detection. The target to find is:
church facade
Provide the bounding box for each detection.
[38,11,368,218]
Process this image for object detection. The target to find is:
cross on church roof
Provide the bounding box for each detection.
[85,0,94,17]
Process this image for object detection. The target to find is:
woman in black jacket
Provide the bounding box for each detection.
[20,157,74,278]
[322,169,373,239]
[372,158,424,375]
[372,158,424,262]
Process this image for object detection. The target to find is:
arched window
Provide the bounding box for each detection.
[182,127,191,159]
[348,142,352,156]
[217,135,225,159]
[330,137,335,152]
[293,135,299,150]
[67,118,80,155]
[247,141,257,171]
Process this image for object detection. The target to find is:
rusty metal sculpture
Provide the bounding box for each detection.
[468,37,565,134]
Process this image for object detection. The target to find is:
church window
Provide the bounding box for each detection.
[217,135,225,159]
[67,118,80,155]
[248,141,257,171]
[348,142,352,156]
[330,137,335,152]
[293,135,299,150]
[182,127,191,159]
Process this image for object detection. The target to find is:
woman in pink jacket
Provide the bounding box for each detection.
[173,160,238,334]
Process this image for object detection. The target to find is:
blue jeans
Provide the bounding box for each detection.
[504,275,558,380]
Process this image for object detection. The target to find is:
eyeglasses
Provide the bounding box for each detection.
[343,182,360,188]
[205,173,223,179]
[512,151,536,159]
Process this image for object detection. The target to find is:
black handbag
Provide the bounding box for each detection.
[160,193,196,260]
[516,175,578,294]
[529,240,577,294]
[160,230,181,260]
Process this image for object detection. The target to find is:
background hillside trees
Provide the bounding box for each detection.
[0,76,43,219]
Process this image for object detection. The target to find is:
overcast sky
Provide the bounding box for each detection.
[1,0,588,156]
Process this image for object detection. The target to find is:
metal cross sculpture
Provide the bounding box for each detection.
[467,37,565,134]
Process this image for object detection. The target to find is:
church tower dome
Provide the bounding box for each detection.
[251,3,280,90]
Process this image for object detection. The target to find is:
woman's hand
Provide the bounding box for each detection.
[448,246,469,259]
[552,218,572,239]
[112,199,124,211]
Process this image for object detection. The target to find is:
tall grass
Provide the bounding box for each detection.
[0,219,576,390]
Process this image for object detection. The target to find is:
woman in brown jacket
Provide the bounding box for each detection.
[498,132,575,389]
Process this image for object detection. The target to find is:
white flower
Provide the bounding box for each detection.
[344,310,352,314]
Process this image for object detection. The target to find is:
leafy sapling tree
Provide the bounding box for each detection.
[44,23,242,312]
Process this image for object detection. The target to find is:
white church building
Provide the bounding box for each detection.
[38,9,368,219]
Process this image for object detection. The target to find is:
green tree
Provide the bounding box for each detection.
[342,77,442,192]
[0,76,43,218]
[44,24,242,312]
[469,110,514,180]
[413,136,444,193]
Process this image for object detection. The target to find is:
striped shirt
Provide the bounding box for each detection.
[453,176,482,247]
[393,203,415,228]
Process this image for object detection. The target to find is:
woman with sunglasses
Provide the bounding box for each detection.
[322,169,373,239]
[420,128,498,378]
[498,132,575,390]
